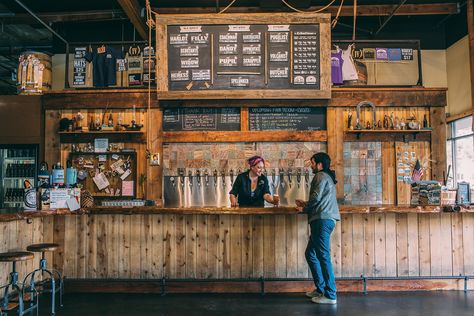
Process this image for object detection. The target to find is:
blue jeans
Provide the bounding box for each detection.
[305,219,337,300]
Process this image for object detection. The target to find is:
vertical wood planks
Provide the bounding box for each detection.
[406,213,420,276]
[396,214,409,276]
[374,214,386,277]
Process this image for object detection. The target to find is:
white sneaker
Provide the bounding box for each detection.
[311,296,337,305]
[305,290,323,298]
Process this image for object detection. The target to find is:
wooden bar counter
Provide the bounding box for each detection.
[1,206,473,292]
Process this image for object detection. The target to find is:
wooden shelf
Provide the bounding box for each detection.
[344,129,432,142]
[59,131,145,143]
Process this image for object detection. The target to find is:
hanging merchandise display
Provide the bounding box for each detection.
[331,47,344,85]
[340,44,358,82]
[127,44,143,86]
[85,45,124,87]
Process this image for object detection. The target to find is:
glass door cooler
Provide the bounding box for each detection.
[0,144,39,210]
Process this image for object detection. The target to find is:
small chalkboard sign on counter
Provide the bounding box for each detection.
[249,107,326,131]
[156,13,331,99]
[163,107,241,131]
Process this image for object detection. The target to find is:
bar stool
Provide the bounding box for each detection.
[0,251,37,316]
[23,243,63,316]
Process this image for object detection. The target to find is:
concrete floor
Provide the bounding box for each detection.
[34,291,474,316]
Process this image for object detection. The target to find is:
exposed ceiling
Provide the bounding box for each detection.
[0,0,468,94]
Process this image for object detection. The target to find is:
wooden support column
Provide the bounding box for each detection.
[468,0,474,130]
[430,107,447,182]
[327,108,344,199]
[147,108,163,203]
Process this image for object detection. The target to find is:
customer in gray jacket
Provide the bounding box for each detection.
[295,152,340,305]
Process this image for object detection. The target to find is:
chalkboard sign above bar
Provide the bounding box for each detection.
[156,13,331,99]
[163,107,240,131]
[249,107,326,131]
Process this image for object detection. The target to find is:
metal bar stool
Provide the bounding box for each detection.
[23,243,63,316]
[0,251,37,316]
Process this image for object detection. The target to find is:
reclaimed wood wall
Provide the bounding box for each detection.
[0,219,45,285]
[43,212,474,282]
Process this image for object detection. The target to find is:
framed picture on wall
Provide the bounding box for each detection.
[456,182,471,206]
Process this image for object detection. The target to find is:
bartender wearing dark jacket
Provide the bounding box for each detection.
[229,156,279,207]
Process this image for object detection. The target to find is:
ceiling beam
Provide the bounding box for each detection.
[0,10,127,24]
[117,0,147,40]
[152,3,459,16]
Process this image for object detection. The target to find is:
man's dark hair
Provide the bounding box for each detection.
[311,152,337,184]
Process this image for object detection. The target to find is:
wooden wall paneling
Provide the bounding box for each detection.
[297,215,309,278]
[396,214,409,276]
[286,215,298,278]
[175,214,186,278]
[32,218,44,274]
[155,21,167,92]
[106,215,119,278]
[384,213,397,276]
[331,219,342,277]
[462,213,474,275]
[207,215,220,278]
[263,215,276,278]
[163,131,327,143]
[230,216,242,278]
[0,222,9,284]
[140,214,152,279]
[163,215,175,278]
[363,214,375,277]
[151,214,164,278]
[439,213,453,276]
[274,215,287,278]
[219,215,231,278]
[117,215,129,278]
[382,142,396,204]
[406,213,420,276]
[87,215,98,278]
[63,216,76,278]
[185,214,197,278]
[195,215,207,279]
[418,214,431,276]
[53,216,66,274]
[451,213,464,276]
[241,215,253,278]
[96,215,107,278]
[44,110,61,170]
[341,214,353,277]
[43,216,54,270]
[18,220,33,277]
[429,107,447,182]
[352,214,365,276]
[128,216,140,278]
[429,214,443,276]
[76,215,87,278]
[374,214,386,277]
[252,215,264,278]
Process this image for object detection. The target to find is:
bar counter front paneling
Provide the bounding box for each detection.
[2,209,473,292]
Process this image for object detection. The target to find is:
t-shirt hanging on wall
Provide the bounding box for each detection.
[85,46,124,87]
[331,49,343,85]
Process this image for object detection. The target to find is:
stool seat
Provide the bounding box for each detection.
[27,243,59,253]
[0,251,34,262]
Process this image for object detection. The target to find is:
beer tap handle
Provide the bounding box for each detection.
[288,169,293,187]
[230,169,234,185]
[221,170,226,187]
[188,170,193,188]
[204,169,210,186]
[304,169,310,186]
[196,169,201,186]
[213,169,218,187]
[179,169,185,187]
[296,169,301,188]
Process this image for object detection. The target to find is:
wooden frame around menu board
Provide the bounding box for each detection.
[155,13,331,99]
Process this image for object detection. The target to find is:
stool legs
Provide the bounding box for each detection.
[23,251,63,316]
[1,261,31,316]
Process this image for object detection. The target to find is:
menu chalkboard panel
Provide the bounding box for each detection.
[167,24,320,91]
[249,107,326,131]
[163,107,241,131]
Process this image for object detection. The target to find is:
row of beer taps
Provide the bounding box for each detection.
[169,168,312,189]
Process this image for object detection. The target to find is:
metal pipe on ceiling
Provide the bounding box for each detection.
[373,0,408,36]
[14,0,70,88]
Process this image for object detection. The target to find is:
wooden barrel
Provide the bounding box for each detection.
[344,60,368,86]
[17,51,52,95]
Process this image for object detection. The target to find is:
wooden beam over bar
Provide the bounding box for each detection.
[117,0,148,40]
[1,10,127,24]
[162,131,327,143]
[152,3,459,16]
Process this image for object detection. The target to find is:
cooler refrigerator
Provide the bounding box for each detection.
[0,144,39,210]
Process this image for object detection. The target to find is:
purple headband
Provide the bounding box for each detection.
[248,156,264,167]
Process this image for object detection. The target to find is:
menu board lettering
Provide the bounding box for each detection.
[249,107,326,131]
[163,107,240,131]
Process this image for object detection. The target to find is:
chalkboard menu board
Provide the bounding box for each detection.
[163,108,240,131]
[167,24,320,91]
[249,107,326,131]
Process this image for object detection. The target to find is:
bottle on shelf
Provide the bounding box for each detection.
[52,162,65,186]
